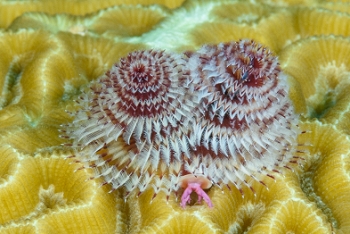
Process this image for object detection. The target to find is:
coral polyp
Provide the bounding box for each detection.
[62,40,304,208]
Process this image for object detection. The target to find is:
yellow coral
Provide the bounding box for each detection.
[0,0,350,233]
[280,35,350,135]
[0,145,127,233]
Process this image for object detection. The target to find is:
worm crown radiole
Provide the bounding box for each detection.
[61,39,305,208]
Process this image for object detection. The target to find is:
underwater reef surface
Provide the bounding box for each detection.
[0,0,350,233]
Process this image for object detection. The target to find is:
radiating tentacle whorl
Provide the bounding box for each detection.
[61,49,203,198]
[62,40,305,207]
[63,50,201,152]
[185,40,303,193]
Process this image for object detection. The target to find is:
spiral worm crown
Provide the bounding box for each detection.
[62,40,304,205]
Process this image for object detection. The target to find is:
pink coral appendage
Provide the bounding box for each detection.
[180,183,213,208]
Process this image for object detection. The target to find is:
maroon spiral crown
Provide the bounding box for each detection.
[61,40,304,207]
[184,40,303,195]
[62,49,203,198]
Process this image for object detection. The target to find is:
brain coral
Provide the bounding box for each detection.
[0,0,350,234]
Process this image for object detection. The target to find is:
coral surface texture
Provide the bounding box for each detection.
[0,0,350,233]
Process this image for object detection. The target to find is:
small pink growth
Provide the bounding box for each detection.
[179,174,213,208]
[181,183,213,208]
